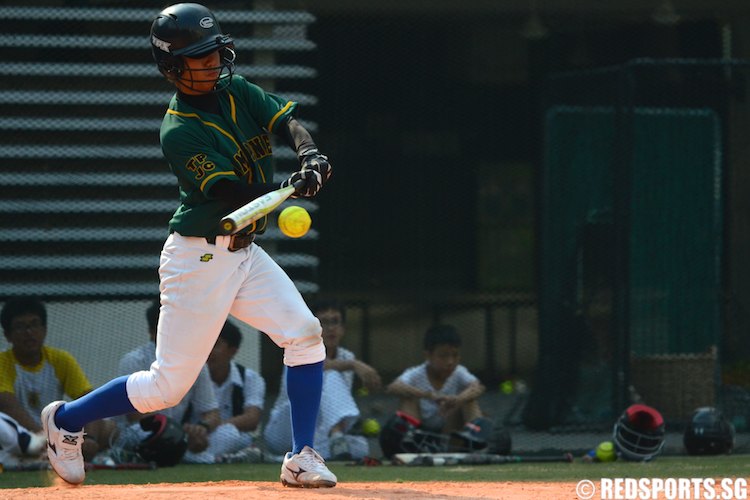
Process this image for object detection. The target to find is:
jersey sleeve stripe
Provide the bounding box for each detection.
[199,171,237,192]
[267,101,294,133]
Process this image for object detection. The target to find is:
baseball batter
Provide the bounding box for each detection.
[41,3,335,488]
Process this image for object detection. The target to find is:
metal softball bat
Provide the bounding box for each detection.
[394,452,575,466]
[220,184,296,235]
[452,452,575,465]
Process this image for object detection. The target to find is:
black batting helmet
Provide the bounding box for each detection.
[136,414,188,467]
[150,3,235,90]
[684,407,735,455]
[612,404,666,461]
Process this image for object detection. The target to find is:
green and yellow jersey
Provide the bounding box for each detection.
[160,74,299,237]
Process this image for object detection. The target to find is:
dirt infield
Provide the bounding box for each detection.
[1,480,580,499]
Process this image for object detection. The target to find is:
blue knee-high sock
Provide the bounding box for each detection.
[286,361,323,454]
[54,375,136,432]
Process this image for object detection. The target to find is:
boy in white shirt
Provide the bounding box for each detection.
[386,324,485,433]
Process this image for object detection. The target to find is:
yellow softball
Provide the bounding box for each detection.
[595,441,616,462]
[362,418,381,437]
[278,206,311,238]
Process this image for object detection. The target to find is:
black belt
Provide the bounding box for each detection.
[205,233,255,252]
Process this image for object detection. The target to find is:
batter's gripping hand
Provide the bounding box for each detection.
[281,169,322,198]
[299,148,332,184]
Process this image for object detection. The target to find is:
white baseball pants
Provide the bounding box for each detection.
[126,233,325,414]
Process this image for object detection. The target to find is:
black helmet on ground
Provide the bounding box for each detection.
[684,407,735,455]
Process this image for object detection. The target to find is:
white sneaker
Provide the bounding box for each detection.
[280,445,337,488]
[41,401,86,484]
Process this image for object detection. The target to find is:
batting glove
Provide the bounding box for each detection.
[298,148,332,185]
[280,169,321,198]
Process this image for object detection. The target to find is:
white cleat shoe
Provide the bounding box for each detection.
[41,401,86,484]
[280,445,337,488]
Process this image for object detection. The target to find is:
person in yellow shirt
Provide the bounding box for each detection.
[0,297,115,461]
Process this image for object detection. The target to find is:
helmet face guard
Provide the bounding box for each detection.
[150,3,236,93]
[613,404,666,461]
[175,45,236,93]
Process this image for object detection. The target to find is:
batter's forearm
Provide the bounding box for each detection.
[277,117,316,154]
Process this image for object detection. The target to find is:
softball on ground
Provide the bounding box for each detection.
[278,206,311,238]
[595,441,616,462]
[500,380,514,395]
[362,418,381,437]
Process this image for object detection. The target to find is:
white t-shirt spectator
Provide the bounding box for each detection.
[394,362,479,420]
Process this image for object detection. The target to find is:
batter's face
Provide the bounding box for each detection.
[425,344,460,378]
[317,309,344,350]
[5,312,46,361]
[177,50,222,94]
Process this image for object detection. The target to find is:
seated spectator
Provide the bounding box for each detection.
[114,299,220,464]
[0,297,116,462]
[264,299,380,460]
[386,324,485,433]
[206,320,266,463]
[0,411,46,468]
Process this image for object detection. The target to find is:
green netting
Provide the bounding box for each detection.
[528,107,617,429]
[630,109,722,355]
[530,104,723,428]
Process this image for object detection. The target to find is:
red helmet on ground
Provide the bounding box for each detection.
[612,404,666,461]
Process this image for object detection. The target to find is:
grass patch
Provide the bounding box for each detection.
[2,455,749,489]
